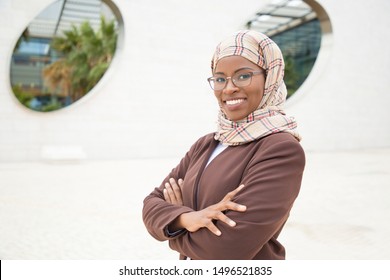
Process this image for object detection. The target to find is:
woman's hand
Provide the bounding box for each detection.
[163,178,184,206]
[171,184,247,236]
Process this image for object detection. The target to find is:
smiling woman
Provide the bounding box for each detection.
[210,56,266,122]
[9,0,122,112]
[143,30,305,260]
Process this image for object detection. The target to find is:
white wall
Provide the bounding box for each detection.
[288,0,390,151]
[0,0,269,161]
[0,0,389,162]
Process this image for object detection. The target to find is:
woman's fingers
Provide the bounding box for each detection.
[178,178,184,187]
[164,182,178,204]
[204,184,246,234]
[222,200,247,212]
[167,182,246,236]
[202,211,237,235]
[164,178,184,206]
[169,178,183,205]
[205,221,222,236]
[163,188,171,203]
[218,184,247,212]
[222,184,245,201]
[214,211,237,227]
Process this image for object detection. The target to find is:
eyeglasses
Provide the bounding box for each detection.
[207,71,264,91]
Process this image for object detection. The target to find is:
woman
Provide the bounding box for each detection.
[142,30,305,260]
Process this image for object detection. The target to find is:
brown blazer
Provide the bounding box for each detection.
[142,132,305,259]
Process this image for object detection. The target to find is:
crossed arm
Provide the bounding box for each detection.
[143,137,305,259]
[163,178,247,236]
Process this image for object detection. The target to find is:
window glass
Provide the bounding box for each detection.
[10,0,121,112]
[247,0,323,98]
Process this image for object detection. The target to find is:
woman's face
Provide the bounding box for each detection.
[213,56,265,121]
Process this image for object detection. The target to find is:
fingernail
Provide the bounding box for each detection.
[216,230,221,236]
[239,205,246,210]
[229,220,236,226]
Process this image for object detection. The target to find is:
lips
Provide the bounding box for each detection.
[224,98,245,105]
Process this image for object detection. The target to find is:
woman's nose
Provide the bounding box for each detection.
[223,78,238,94]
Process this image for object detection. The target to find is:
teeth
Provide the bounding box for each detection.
[226,99,244,105]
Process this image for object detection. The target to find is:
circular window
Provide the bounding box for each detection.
[10,0,122,112]
[246,0,331,98]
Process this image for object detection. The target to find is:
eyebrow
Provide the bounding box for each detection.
[214,67,256,75]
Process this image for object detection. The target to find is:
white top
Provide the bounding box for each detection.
[206,142,228,167]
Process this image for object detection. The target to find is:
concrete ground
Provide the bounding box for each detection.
[0,148,389,260]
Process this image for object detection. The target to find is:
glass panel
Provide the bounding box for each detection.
[247,0,321,98]
[272,6,311,18]
[10,0,121,112]
[271,19,321,97]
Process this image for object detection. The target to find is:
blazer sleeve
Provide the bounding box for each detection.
[168,138,305,259]
[142,137,205,241]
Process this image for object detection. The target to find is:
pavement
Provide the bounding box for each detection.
[0,149,389,260]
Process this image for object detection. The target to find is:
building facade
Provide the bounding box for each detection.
[0,0,389,162]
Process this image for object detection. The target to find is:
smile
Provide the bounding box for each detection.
[225,99,245,105]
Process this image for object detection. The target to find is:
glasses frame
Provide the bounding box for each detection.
[207,71,264,91]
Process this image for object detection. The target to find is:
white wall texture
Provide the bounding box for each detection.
[0,0,389,162]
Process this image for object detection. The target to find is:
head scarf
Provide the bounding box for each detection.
[212,30,301,145]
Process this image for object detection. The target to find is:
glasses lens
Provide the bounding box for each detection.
[208,79,216,90]
[209,77,226,90]
[232,72,252,87]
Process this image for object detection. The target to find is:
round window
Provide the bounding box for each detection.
[10,0,122,112]
[246,0,331,98]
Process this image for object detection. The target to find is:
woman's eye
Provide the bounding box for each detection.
[237,73,251,80]
[215,77,226,83]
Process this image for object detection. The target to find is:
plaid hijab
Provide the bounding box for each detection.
[212,30,301,145]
